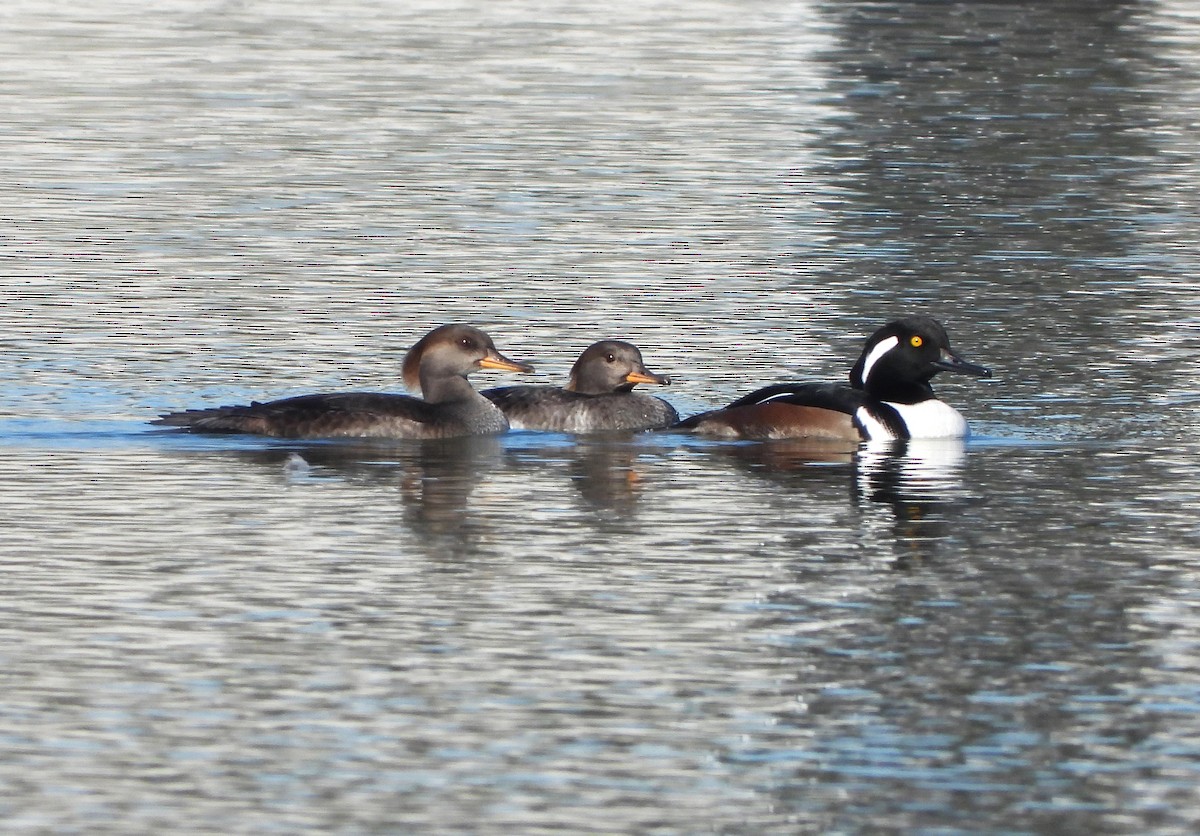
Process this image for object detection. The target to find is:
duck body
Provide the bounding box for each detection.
[677,316,990,442]
[153,390,512,439]
[482,339,678,433]
[152,324,532,440]
[483,387,679,433]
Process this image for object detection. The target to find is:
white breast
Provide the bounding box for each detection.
[887,399,969,439]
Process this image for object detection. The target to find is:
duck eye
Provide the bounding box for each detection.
[605,354,616,363]
[910,335,923,348]
[460,337,473,348]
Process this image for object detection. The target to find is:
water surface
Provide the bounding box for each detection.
[2,0,1200,832]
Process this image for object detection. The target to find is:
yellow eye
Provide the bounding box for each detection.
[910,335,923,348]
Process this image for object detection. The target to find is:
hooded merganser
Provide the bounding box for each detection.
[481,340,678,433]
[152,324,533,439]
[676,316,990,441]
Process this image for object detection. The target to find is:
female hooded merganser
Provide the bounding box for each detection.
[676,316,990,441]
[481,340,678,432]
[152,324,533,439]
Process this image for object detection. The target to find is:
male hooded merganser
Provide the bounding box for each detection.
[676,316,990,441]
[481,340,678,432]
[152,324,533,439]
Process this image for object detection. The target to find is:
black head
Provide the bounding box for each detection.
[402,324,533,394]
[849,316,990,402]
[565,340,671,395]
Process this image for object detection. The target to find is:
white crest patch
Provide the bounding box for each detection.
[858,335,899,386]
[886,400,968,439]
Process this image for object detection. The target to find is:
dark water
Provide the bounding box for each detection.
[2,1,1200,832]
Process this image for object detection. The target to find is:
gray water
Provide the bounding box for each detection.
[3,0,1200,832]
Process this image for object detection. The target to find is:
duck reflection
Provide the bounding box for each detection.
[177,430,676,548]
[696,437,972,563]
[566,438,647,517]
[507,433,674,525]
[390,437,504,548]
[855,439,968,505]
[210,436,506,553]
[708,438,856,473]
[854,439,973,565]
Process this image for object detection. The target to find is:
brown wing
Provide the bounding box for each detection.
[685,402,861,442]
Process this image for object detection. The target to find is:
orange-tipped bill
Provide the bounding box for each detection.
[479,353,534,374]
[625,370,670,386]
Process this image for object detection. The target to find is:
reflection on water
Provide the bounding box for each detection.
[2,0,1200,832]
[508,434,664,521]
[693,435,977,568]
[856,439,967,505]
[223,437,509,554]
[856,439,972,565]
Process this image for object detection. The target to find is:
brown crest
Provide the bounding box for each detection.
[401,329,437,393]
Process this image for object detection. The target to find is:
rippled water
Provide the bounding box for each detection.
[3,0,1200,832]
